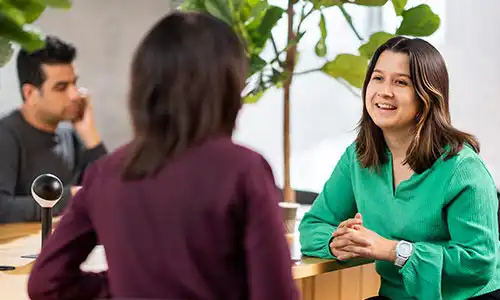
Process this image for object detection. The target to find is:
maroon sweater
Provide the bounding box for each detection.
[27,135,299,300]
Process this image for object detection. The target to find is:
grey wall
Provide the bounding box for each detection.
[0,0,173,150]
[443,0,500,186]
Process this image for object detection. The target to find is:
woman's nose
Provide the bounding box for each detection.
[377,83,393,98]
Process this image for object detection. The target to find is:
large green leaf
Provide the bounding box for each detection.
[0,38,14,67]
[0,14,45,51]
[309,0,338,8]
[314,12,327,57]
[230,0,243,12]
[0,2,26,25]
[243,88,266,103]
[7,0,45,24]
[0,0,72,67]
[396,4,440,37]
[36,0,72,9]
[243,0,268,22]
[269,68,286,88]
[346,0,388,5]
[310,0,387,8]
[321,54,368,88]
[179,0,206,11]
[249,54,266,76]
[391,0,407,16]
[247,5,284,53]
[257,6,284,37]
[358,31,393,59]
[242,0,269,29]
[205,0,233,24]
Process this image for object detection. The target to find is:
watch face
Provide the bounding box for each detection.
[398,242,412,256]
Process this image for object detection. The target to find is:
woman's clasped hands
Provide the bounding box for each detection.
[330,213,397,262]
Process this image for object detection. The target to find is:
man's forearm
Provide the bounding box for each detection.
[81,143,107,166]
[0,194,38,223]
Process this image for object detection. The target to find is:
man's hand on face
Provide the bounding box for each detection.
[72,88,101,149]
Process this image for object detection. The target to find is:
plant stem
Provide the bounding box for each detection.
[297,5,314,34]
[294,67,322,76]
[338,5,363,41]
[283,0,296,203]
[270,4,313,69]
[270,34,284,68]
[335,78,361,98]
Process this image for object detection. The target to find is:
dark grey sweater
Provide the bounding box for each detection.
[0,110,107,223]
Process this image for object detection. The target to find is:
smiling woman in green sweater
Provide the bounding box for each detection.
[299,36,500,300]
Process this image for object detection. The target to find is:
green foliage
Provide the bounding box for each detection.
[358,31,394,60]
[314,12,327,57]
[180,0,440,102]
[391,0,407,15]
[321,53,368,88]
[311,0,387,9]
[0,0,72,67]
[396,4,440,36]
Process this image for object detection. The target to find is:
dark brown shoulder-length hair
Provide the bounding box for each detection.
[356,36,479,174]
[122,12,248,180]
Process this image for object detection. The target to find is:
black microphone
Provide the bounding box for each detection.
[31,174,63,247]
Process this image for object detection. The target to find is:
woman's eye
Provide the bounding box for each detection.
[395,80,408,86]
[372,76,383,81]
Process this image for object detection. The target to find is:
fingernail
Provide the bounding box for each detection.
[78,87,89,96]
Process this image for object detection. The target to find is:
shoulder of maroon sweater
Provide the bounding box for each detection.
[187,135,273,170]
[88,143,129,170]
[82,138,274,179]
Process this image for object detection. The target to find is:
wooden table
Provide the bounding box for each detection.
[0,221,380,300]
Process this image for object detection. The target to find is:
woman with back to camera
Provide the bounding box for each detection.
[27,12,299,300]
[299,36,500,299]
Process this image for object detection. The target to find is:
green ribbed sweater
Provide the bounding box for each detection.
[299,143,500,299]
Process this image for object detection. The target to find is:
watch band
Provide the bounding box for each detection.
[394,240,413,267]
[394,255,407,267]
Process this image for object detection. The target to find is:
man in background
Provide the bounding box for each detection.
[0,35,107,223]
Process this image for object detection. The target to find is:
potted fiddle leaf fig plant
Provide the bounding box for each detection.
[180,0,440,202]
[0,0,72,67]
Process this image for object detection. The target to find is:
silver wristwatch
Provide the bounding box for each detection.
[394,240,413,267]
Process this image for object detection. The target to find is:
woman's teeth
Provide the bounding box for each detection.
[376,103,396,110]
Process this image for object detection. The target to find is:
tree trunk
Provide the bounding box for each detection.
[283,0,296,203]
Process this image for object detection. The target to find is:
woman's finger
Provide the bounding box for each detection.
[338,217,362,229]
[332,226,356,237]
[341,245,371,257]
[336,251,359,261]
[343,218,363,229]
[330,236,351,249]
[343,230,371,247]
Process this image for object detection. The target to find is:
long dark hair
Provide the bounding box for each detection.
[356,36,479,173]
[122,12,248,180]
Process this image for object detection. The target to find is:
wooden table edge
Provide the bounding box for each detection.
[292,257,374,279]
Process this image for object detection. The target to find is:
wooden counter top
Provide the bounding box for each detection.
[0,220,373,299]
[293,256,373,279]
